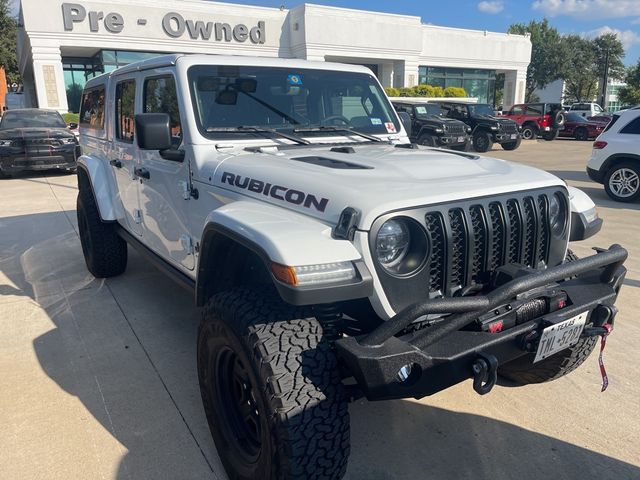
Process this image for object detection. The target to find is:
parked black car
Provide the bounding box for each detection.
[0,109,80,177]
[392,101,471,150]
[434,101,522,152]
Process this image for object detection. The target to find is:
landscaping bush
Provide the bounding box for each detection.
[443,86,467,98]
[384,87,400,97]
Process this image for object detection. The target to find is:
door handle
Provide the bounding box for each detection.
[109,159,122,168]
[134,167,150,180]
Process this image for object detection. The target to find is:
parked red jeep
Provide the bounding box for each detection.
[501,103,566,141]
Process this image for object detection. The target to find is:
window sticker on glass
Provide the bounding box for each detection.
[287,74,303,85]
[371,118,382,125]
[385,122,397,133]
[415,106,427,114]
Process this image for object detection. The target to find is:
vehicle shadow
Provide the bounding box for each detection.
[2,210,638,480]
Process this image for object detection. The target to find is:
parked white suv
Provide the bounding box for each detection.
[570,102,605,118]
[587,107,640,202]
[77,54,627,480]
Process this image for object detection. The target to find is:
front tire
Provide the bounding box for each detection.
[542,130,559,141]
[418,133,436,147]
[574,127,589,141]
[472,131,494,152]
[498,250,597,386]
[77,175,127,278]
[604,162,640,202]
[521,125,537,140]
[198,289,350,480]
[501,137,522,151]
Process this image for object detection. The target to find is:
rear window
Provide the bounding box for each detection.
[79,86,106,130]
[604,114,620,133]
[620,116,640,134]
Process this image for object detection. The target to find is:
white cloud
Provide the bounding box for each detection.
[533,0,640,19]
[584,26,640,50]
[478,1,505,14]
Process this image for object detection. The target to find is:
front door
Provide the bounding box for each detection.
[110,74,142,236]
[137,72,195,271]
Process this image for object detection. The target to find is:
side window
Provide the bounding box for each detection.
[620,116,640,134]
[525,105,542,115]
[144,75,183,148]
[79,87,105,129]
[511,105,524,115]
[115,80,136,143]
[595,104,603,113]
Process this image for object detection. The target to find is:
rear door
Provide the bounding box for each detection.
[137,72,195,271]
[109,74,142,236]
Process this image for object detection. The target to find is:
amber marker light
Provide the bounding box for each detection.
[271,263,298,285]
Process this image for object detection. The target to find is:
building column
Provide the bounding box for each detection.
[30,45,68,113]
[379,63,393,88]
[392,59,419,88]
[503,69,527,109]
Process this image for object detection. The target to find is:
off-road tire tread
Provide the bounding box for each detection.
[77,174,127,278]
[200,289,350,480]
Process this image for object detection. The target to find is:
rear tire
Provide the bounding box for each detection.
[498,250,597,386]
[604,162,640,203]
[574,127,589,141]
[198,289,350,480]
[472,131,493,152]
[77,174,127,278]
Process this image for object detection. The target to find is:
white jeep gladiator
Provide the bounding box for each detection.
[77,54,627,480]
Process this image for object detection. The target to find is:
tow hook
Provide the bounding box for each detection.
[471,353,498,395]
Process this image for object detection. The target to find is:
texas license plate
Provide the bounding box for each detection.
[510,134,517,139]
[457,136,464,142]
[534,312,588,363]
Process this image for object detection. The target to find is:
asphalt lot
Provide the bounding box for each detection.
[1,138,639,480]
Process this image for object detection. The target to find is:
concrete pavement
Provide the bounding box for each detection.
[1,139,639,479]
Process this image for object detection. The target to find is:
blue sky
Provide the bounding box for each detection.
[217,0,640,65]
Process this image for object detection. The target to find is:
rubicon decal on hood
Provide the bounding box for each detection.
[220,172,329,212]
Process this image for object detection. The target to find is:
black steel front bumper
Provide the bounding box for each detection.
[335,245,627,401]
[494,132,521,143]
[436,134,470,147]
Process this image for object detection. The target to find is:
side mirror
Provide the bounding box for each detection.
[68,122,78,130]
[135,113,172,151]
[398,111,412,134]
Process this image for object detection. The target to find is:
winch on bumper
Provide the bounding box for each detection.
[335,244,627,400]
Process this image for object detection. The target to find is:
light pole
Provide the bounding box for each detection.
[600,48,610,110]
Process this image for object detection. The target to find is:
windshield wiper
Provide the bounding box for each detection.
[205,126,310,145]
[293,125,383,142]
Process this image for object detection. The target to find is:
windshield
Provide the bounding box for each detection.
[0,110,67,129]
[188,65,400,140]
[415,104,442,117]
[468,104,495,116]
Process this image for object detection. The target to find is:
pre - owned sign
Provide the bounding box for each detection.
[61,3,266,44]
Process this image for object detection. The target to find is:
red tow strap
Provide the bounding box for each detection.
[598,324,613,392]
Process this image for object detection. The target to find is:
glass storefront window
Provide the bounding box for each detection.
[63,49,163,112]
[418,66,496,104]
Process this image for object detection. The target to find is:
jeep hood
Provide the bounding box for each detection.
[196,143,564,229]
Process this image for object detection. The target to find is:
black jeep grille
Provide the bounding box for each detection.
[425,194,551,295]
[371,188,568,312]
[501,123,518,134]
[445,123,466,135]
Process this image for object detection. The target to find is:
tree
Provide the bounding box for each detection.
[561,33,625,104]
[618,61,640,106]
[562,35,599,103]
[508,19,567,102]
[0,0,19,84]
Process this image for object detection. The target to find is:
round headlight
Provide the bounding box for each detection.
[375,218,429,276]
[549,193,567,237]
[376,219,410,267]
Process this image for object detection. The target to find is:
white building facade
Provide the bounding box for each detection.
[16,0,532,113]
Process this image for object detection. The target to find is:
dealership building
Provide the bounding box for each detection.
[16,0,532,113]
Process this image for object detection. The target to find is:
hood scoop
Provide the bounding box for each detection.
[291,156,373,170]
